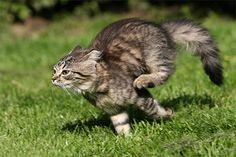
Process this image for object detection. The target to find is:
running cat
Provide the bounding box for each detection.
[52,18,223,135]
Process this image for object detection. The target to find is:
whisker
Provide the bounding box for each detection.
[63,87,73,98]
[68,88,78,96]
[71,86,82,96]
[50,86,57,96]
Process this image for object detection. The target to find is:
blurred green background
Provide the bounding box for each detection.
[1,0,235,37]
[1,0,236,22]
[1,0,236,40]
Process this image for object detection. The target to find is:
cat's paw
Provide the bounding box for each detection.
[152,107,174,120]
[164,108,174,118]
[133,75,155,89]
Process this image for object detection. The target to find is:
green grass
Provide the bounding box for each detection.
[0,14,236,157]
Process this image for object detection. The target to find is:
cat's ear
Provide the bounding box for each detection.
[69,45,82,55]
[73,45,82,51]
[88,50,102,61]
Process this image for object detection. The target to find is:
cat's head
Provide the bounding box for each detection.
[52,45,102,92]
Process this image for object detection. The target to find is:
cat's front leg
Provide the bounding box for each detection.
[110,112,130,135]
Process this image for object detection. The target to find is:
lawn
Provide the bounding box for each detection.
[0,14,236,157]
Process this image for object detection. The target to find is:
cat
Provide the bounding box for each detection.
[52,18,223,135]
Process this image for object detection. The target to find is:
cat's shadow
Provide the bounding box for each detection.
[161,93,215,110]
[61,94,214,133]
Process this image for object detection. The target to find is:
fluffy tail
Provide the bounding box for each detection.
[161,19,223,85]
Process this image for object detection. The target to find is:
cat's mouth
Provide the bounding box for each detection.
[52,80,88,94]
[51,80,72,89]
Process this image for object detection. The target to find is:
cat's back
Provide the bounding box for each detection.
[91,18,162,52]
[90,18,168,79]
[92,18,160,63]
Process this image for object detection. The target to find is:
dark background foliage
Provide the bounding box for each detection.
[1,0,236,23]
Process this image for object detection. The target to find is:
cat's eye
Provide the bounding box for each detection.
[61,70,70,75]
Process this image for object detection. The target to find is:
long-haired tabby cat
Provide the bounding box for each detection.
[52,18,223,135]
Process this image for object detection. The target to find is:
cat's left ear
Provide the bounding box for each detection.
[88,50,102,61]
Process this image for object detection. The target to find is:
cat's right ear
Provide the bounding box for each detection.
[88,50,103,61]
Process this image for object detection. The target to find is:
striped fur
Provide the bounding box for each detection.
[111,112,130,135]
[161,19,223,85]
[52,18,223,135]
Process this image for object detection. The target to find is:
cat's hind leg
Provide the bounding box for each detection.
[133,48,176,89]
[135,89,173,119]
